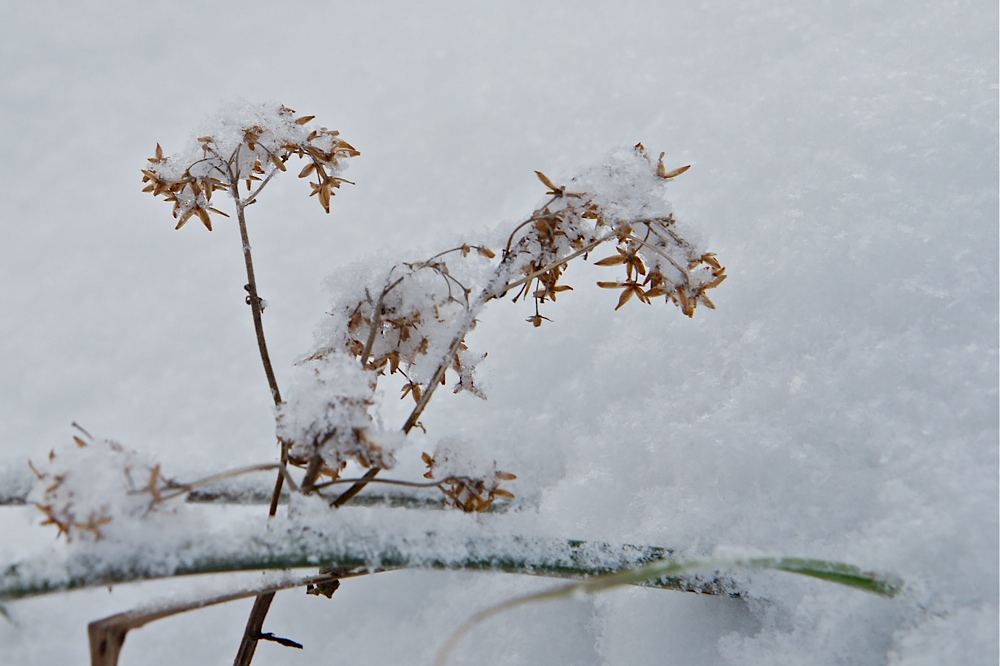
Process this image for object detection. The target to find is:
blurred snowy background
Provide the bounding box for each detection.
[0,1,996,664]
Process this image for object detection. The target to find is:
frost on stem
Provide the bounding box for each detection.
[141,102,359,228]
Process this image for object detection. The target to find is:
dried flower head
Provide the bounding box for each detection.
[421,446,516,513]
[276,353,404,478]
[310,245,495,402]
[141,102,359,228]
[504,145,725,321]
[27,435,176,541]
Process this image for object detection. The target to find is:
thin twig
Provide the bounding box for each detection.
[312,476,443,491]
[495,234,612,299]
[299,434,333,494]
[625,232,691,281]
[233,198,283,407]
[360,276,405,366]
[502,195,562,256]
[401,330,470,434]
[266,445,288,517]
[423,244,482,263]
[244,168,281,206]
[156,463,299,502]
[231,186,288,666]
[330,466,381,507]
[232,593,275,666]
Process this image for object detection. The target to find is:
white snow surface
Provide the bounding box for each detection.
[0,2,996,665]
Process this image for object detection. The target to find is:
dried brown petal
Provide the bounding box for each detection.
[318,183,331,213]
[148,144,165,163]
[703,273,728,290]
[195,208,213,231]
[657,154,692,179]
[615,289,634,310]
[174,209,195,230]
[676,288,693,316]
[701,253,722,270]
[535,171,559,190]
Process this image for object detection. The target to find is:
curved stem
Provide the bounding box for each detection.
[313,476,443,491]
[626,233,690,280]
[157,463,299,502]
[495,235,611,298]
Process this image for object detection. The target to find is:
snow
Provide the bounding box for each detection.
[0,1,996,665]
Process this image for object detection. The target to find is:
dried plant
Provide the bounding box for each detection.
[147,104,726,662]
[3,102,899,666]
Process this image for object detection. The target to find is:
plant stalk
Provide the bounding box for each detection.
[231,194,287,666]
[232,592,275,666]
[234,199,282,408]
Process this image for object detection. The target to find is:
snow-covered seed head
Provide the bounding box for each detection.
[141,102,359,229]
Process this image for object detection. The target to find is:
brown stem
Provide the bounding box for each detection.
[626,233,690,279]
[313,476,443,491]
[497,235,610,298]
[330,466,381,507]
[157,463,299,502]
[234,199,283,407]
[300,444,327,494]
[266,449,287,517]
[360,276,405,366]
[232,593,275,666]
[231,192,287,666]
